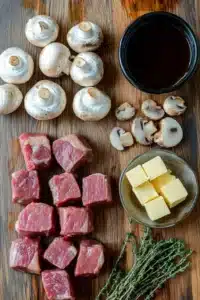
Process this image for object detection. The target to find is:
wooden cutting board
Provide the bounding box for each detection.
[0,0,200,299]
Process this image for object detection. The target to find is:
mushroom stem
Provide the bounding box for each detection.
[83,87,100,106]
[38,21,49,31]
[74,57,91,72]
[9,56,20,66]
[78,22,93,38]
[38,87,53,105]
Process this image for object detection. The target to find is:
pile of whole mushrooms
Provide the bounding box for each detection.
[110,96,187,150]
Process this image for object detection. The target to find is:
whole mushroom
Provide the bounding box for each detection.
[163,96,187,116]
[131,117,157,145]
[67,21,103,53]
[110,127,134,151]
[115,102,136,121]
[154,117,183,148]
[24,80,67,120]
[70,52,104,87]
[39,43,71,77]
[0,84,23,115]
[73,87,111,121]
[25,15,59,47]
[141,99,165,120]
[0,47,34,84]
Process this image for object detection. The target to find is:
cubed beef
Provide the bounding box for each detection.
[9,237,41,274]
[42,269,75,300]
[52,134,93,172]
[82,173,112,206]
[12,169,40,205]
[49,173,81,207]
[44,237,77,269]
[15,202,55,237]
[19,133,52,171]
[75,240,104,277]
[59,206,93,238]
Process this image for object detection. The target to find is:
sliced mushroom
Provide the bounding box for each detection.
[115,102,136,121]
[39,43,71,77]
[131,117,157,145]
[163,96,187,116]
[0,84,23,115]
[70,52,104,87]
[154,117,183,148]
[0,47,34,84]
[25,15,59,47]
[24,80,67,120]
[73,87,111,121]
[110,127,134,151]
[141,99,165,120]
[67,21,103,53]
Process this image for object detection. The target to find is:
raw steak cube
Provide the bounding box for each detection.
[44,237,77,269]
[15,202,55,237]
[52,134,93,172]
[49,172,81,207]
[75,240,104,277]
[59,206,94,238]
[42,269,75,300]
[19,133,52,171]
[82,173,112,206]
[9,237,41,274]
[12,169,40,205]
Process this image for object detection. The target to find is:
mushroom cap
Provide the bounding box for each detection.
[163,96,187,116]
[70,52,104,87]
[110,127,125,151]
[141,99,165,120]
[0,84,23,115]
[115,102,136,121]
[67,21,103,53]
[39,42,71,77]
[154,117,183,148]
[131,117,157,145]
[25,15,59,47]
[0,47,34,84]
[73,87,111,121]
[24,80,67,120]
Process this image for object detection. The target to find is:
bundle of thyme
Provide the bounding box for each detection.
[96,227,192,300]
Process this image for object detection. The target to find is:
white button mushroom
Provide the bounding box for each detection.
[131,117,157,145]
[0,84,23,115]
[163,96,187,116]
[24,80,67,120]
[141,99,165,120]
[154,117,183,148]
[115,102,136,121]
[67,21,103,53]
[39,42,71,77]
[73,87,111,121]
[25,15,59,47]
[0,47,34,84]
[110,127,134,151]
[70,52,104,87]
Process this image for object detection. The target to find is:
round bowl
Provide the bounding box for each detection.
[119,149,199,228]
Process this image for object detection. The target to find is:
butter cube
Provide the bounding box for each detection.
[151,173,176,193]
[142,156,168,180]
[145,196,171,221]
[126,165,148,188]
[133,181,158,206]
[160,178,188,208]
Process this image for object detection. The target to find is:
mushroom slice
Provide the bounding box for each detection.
[115,102,136,121]
[163,96,187,116]
[154,117,183,148]
[67,21,103,53]
[131,117,157,145]
[39,43,71,77]
[25,15,59,47]
[70,52,104,87]
[141,99,165,120]
[0,84,23,115]
[110,127,134,151]
[0,47,34,84]
[24,80,67,120]
[73,87,111,121]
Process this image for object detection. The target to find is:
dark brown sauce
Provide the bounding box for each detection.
[127,22,191,90]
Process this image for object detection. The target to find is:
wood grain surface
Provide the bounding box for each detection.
[0,0,200,299]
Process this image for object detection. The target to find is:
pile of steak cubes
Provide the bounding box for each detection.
[10,133,112,300]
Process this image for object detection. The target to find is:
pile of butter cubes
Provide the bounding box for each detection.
[126,156,188,221]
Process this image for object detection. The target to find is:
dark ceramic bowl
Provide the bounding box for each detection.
[119,12,199,94]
